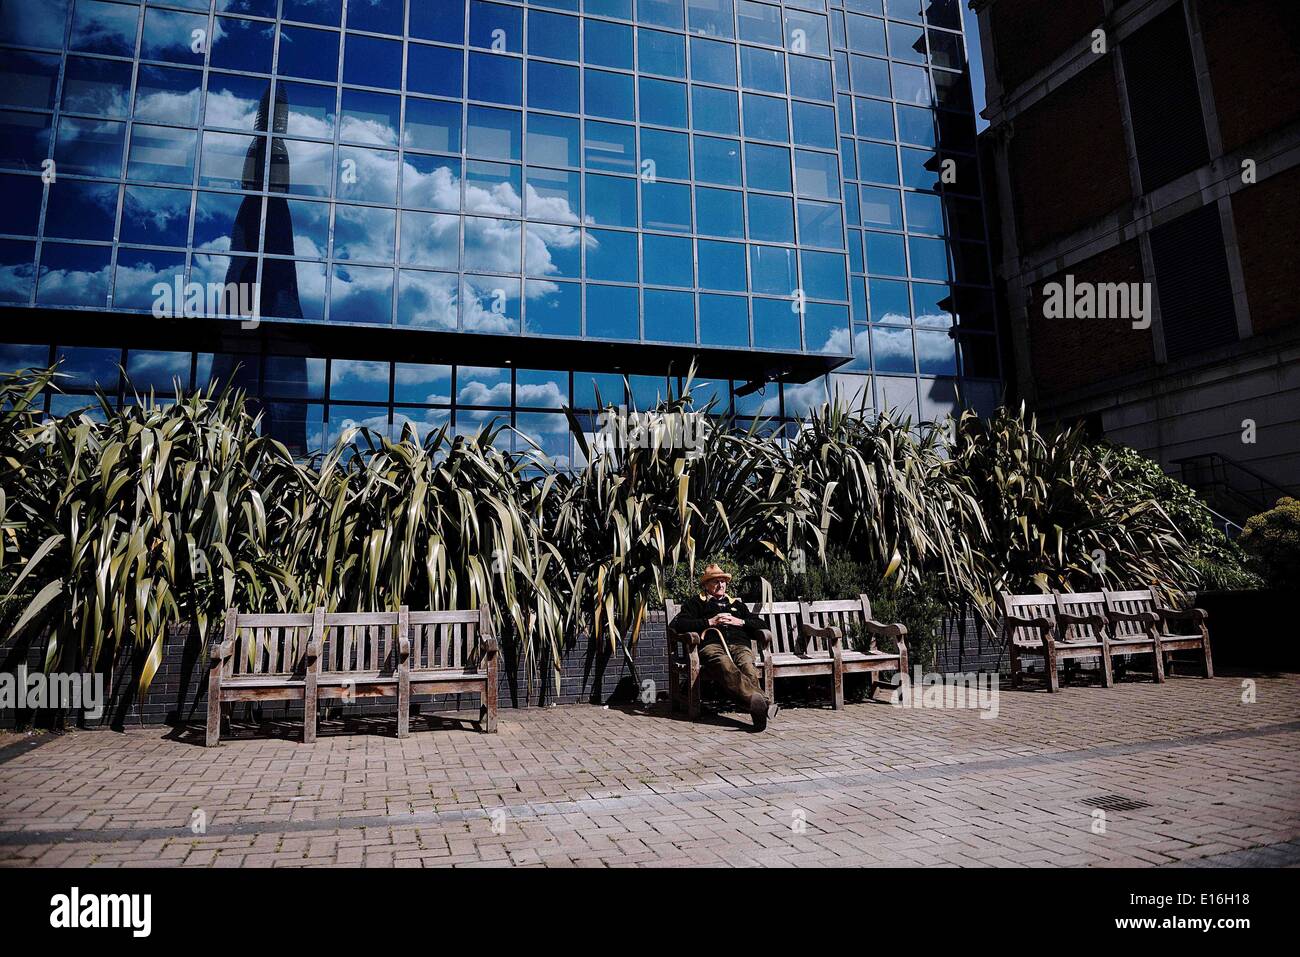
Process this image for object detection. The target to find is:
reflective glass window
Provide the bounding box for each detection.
[695,186,743,238]
[584,120,636,174]
[55,117,124,177]
[68,0,136,57]
[697,239,746,291]
[642,181,691,233]
[463,216,521,271]
[277,26,340,82]
[44,180,118,242]
[694,136,742,186]
[333,204,396,262]
[585,283,638,340]
[528,61,580,112]
[524,280,581,336]
[642,233,693,287]
[691,86,739,135]
[789,55,833,102]
[465,160,522,215]
[470,1,523,51]
[467,106,522,160]
[745,142,791,192]
[469,51,523,105]
[407,44,463,98]
[749,243,796,295]
[400,211,460,269]
[410,0,465,43]
[639,78,688,128]
[644,289,695,343]
[396,269,459,329]
[585,228,637,281]
[699,293,748,346]
[528,113,580,167]
[341,89,401,146]
[37,243,112,307]
[742,93,788,142]
[336,146,399,204]
[141,8,207,66]
[127,124,198,185]
[747,193,794,243]
[134,66,202,126]
[752,296,800,349]
[640,129,689,180]
[737,1,782,46]
[797,199,844,248]
[210,17,275,74]
[529,11,579,60]
[585,70,635,122]
[61,57,132,117]
[739,46,784,94]
[462,274,521,334]
[586,20,634,70]
[691,37,737,86]
[638,29,686,78]
[404,98,461,153]
[330,264,394,325]
[585,174,637,228]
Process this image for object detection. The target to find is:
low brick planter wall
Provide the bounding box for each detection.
[2,609,1005,731]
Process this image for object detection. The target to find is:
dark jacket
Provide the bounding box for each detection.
[670,594,765,645]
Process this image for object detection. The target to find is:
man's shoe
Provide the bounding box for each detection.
[749,692,771,731]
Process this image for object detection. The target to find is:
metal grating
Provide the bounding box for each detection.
[1081,794,1153,812]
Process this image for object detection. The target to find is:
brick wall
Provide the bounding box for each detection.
[1200,0,1300,156]
[1232,164,1300,338]
[1007,59,1132,252]
[1025,239,1156,397]
[988,0,1105,95]
[2,612,998,731]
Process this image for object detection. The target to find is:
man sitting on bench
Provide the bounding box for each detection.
[670,564,779,731]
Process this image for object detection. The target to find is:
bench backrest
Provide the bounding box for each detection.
[320,610,406,675]
[409,609,492,673]
[664,597,801,656]
[1053,591,1108,642]
[752,600,803,655]
[1104,588,1160,639]
[999,592,1057,646]
[799,596,876,653]
[223,611,319,679]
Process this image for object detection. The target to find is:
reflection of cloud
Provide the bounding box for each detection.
[37,261,112,306]
[397,269,457,330]
[340,114,398,147]
[135,88,199,124]
[457,380,512,406]
[781,379,828,418]
[462,276,518,333]
[401,156,460,210]
[0,261,35,302]
[336,145,399,203]
[523,222,579,279]
[516,381,566,407]
[113,257,184,308]
[463,217,520,272]
[523,184,579,224]
[400,211,457,268]
[204,89,262,130]
[332,205,394,262]
[69,1,136,54]
[464,176,521,216]
[330,264,393,323]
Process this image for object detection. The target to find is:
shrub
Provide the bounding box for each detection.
[1239,497,1300,589]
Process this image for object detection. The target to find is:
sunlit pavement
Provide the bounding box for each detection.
[1,670,1297,867]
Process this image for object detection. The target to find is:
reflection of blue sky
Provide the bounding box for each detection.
[67,0,135,57]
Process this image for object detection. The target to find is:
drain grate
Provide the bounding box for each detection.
[1081,794,1153,812]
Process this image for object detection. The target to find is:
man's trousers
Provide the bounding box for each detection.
[698,636,762,706]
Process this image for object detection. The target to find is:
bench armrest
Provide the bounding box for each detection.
[396,634,410,660]
[1158,606,1207,624]
[209,638,234,664]
[1003,614,1053,632]
[1057,612,1107,629]
[800,622,842,652]
[1107,609,1160,625]
[481,636,499,658]
[667,629,701,651]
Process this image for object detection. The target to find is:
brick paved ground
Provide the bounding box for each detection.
[1,671,1297,867]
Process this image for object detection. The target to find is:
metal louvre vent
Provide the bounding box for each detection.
[1149,202,1239,361]
[1122,5,1211,192]
[1081,794,1154,812]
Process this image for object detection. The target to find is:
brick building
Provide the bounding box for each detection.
[973,0,1300,525]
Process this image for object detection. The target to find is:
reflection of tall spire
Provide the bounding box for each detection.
[210,83,309,456]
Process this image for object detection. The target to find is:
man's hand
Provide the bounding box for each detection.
[709,613,745,627]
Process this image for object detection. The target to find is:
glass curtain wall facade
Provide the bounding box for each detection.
[0,0,1000,462]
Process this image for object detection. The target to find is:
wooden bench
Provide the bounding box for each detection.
[1105,588,1213,678]
[1001,591,1114,692]
[664,596,907,717]
[799,597,909,709]
[206,607,498,745]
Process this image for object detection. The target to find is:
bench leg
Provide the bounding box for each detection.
[303,672,318,744]
[1043,639,1060,693]
[1151,636,1166,683]
[830,652,845,710]
[668,659,681,713]
[1099,644,1114,688]
[396,669,410,740]
[687,651,701,721]
[205,665,222,747]
[483,653,499,733]
[1008,640,1022,688]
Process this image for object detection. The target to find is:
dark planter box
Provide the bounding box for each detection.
[1195,589,1297,672]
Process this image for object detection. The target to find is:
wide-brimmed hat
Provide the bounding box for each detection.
[699,564,732,586]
